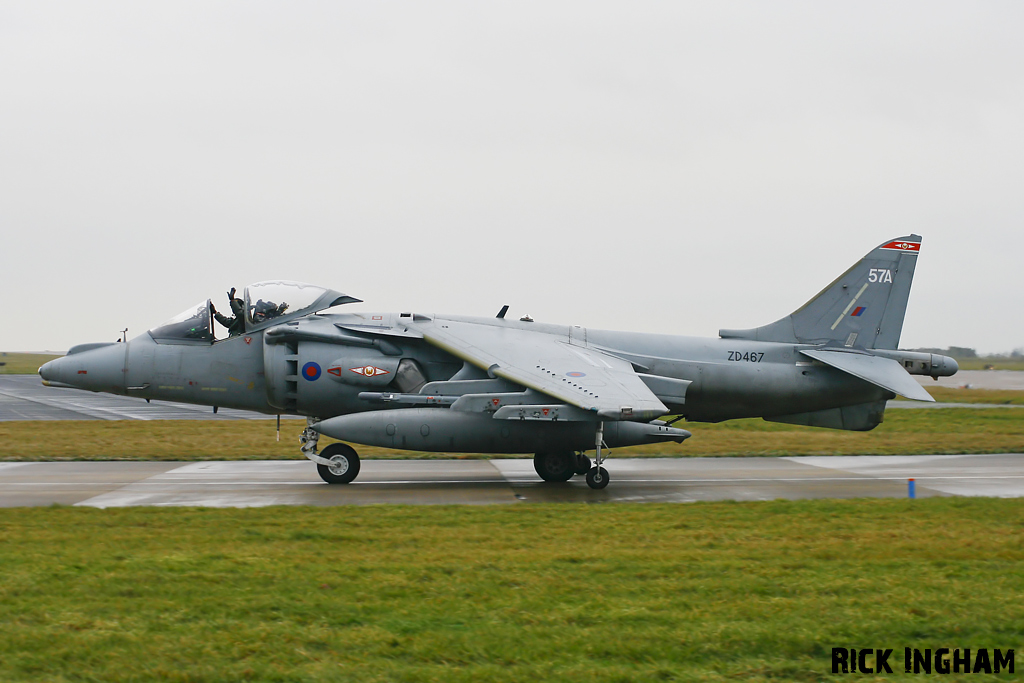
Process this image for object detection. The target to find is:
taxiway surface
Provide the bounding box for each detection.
[0,375,283,421]
[1,454,1021,508]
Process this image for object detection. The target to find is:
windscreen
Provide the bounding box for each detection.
[148,300,213,342]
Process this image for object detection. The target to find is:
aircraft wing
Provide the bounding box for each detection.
[406,317,668,421]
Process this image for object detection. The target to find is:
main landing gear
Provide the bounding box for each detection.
[532,422,610,490]
[301,418,361,485]
[533,451,577,482]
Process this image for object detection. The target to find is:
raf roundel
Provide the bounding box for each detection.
[301,362,322,381]
[566,371,587,378]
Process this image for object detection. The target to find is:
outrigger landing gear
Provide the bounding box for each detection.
[301,417,362,485]
[586,421,609,490]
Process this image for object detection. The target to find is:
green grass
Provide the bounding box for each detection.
[3,407,1023,461]
[897,387,1024,405]
[0,352,61,375]
[0,500,1020,682]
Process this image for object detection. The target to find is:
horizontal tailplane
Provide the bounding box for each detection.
[800,349,934,402]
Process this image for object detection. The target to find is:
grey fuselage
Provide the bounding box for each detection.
[41,236,959,459]
[42,311,894,432]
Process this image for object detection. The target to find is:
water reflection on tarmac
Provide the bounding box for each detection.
[1,454,1022,508]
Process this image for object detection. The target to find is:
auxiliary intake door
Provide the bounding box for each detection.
[263,336,298,412]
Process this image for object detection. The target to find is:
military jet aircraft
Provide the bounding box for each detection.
[39,235,956,489]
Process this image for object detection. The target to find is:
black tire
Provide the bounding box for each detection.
[317,443,361,484]
[574,454,591,476]
[533,452,575,482]
[585,466,610,490]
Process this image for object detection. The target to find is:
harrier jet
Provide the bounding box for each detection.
[39,235,956,489]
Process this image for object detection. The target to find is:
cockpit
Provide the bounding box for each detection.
[148,281,360,344]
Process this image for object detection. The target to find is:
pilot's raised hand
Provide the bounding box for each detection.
[228,287,237,300]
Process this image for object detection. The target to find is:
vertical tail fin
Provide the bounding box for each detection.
[720,235,921,350]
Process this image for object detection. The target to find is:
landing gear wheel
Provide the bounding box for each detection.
[317,443,361,484]
[586,466,609,490]
[533,452,575,482]
[574,454,591,476]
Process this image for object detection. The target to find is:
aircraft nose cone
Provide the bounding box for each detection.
[39,344,126,392]
[39,358,61,383]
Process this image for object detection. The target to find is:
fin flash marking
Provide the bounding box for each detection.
[831,283,870,330]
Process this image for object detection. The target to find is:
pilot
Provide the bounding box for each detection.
[252,299,289,323]
[211,287,246,335]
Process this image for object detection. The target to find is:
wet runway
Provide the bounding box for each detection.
[1,454,1021,508]
[0,375,283,421]
[928,370,1024,390]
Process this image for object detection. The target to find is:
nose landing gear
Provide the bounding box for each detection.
[301,417,362,485]
[316,443,361,484]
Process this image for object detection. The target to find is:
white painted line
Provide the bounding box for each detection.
[498,475,1024,484]
[14,474,1022,488]
[3,480,505,486]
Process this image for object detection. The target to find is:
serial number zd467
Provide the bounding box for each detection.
[727,351,764,362]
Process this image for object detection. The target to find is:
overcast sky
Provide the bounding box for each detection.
[2,1,1021,354]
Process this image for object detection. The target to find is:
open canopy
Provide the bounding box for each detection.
[148,281,360,343]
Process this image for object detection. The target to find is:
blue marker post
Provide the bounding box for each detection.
[908,478,916,499]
